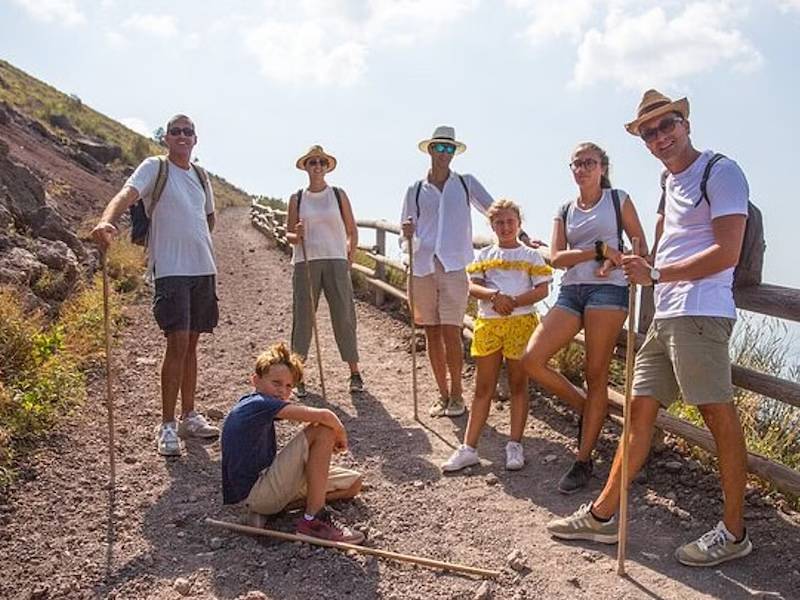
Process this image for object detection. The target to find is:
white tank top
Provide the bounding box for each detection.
[292,186,348,263]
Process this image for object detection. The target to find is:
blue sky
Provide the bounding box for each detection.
[2,0,799,291]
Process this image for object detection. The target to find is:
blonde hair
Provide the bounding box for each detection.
[573,141,611,188]
[487,198,523,223]
[254,342,304,384]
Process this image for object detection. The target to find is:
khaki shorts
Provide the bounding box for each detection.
[244,431,362,516]
[632,316,735,408]
[411,258,469,326]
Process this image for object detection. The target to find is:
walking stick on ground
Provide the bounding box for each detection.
[617,237,640,576]
[205,518,499,578]
[101,251,116,490]
[406,229,419,421]
[300,237,327,401]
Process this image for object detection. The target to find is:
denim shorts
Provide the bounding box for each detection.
[554,284,628,316]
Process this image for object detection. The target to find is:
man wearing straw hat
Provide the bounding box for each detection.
[400,126,495,418]
[546,90,752,567]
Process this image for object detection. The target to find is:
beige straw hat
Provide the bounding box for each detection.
[624,89,689,136]
[295,144,337,172]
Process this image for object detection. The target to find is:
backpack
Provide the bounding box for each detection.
[559,189,624,251]
[659,153,765,288]
[414,174,470,218]
[295,186,345,222]
[129,156,211,246]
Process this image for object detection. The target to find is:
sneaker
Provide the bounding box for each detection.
[295,382,308,398]
[155,422,181,456]
[546,503,618,544]
[557,459,593,494]
[295,507,365,545]
[444,394,466,417]
[675,521,752,567]
[441,445,480,472]
[349,372,364,393]
[178,411,220,439]
[429,395,449,417]
[505,441,525,471]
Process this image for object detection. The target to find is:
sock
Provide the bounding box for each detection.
[464,444,476,452]
[589,503,612,523]
[735,528,747,544]
[304,513,316,521]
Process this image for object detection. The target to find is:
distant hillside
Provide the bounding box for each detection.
[0,59,251,209]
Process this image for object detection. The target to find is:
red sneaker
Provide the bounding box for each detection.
[295,508,365,545]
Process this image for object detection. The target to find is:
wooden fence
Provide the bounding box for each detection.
[251,202,800,497]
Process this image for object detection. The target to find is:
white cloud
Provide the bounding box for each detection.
[104,31,126,48]
[123,13,178,38]
[570,2,763,89]
[507,0,595,44]
[11,0,85,26]
[119,117,151,137]
[776,0,800,11]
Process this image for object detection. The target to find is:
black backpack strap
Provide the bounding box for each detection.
[457,174,469,207]
[611,189,624,251]
[698,153,726,206]
[559,201,570,224]
[332,186,345,221]
[414,180,423,219]
[658,169,669,215]
[295,188,303,214]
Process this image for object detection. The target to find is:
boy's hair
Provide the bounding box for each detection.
[487,198,522,223]
[254,342,304,384]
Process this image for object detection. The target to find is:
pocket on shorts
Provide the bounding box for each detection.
[688,317,733,344]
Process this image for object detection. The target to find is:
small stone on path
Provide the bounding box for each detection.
[474,580,493,600]
[209,537,223,550]
[173,577,192,595]
[506,549,527,571]
[543,454,557,464]
[485,473,499,486]
[665,461,682,473]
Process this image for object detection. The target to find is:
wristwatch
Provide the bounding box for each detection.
[649,267,661,286]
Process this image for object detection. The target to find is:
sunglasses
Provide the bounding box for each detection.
[306,158,329,167]
[168,127,195,137]
[569,158,598,171]
[640,116,683,143]
[431,143,456,154]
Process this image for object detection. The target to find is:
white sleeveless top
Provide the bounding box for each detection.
[292,186,348,263]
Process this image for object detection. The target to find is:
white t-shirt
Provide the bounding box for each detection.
[557,189,629,287]
[125,157,216,279]
[292,186,348,264]
[467,244,553,319]
[654,151,749,319]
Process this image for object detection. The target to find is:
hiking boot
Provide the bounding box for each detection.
[349,372,364,393]
[505,441,525,471]
[557,459,593,494]
[178,411,220,439]
[295,507,365,544]
[444,394,466,417]
[441,445,480,472]
[429,395,449,417]
[295,382,308,398]
[675,521,752,567]
[155,422,181,456]
[546,503,618,544]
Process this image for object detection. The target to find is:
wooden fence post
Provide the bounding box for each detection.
[373,228,386,306]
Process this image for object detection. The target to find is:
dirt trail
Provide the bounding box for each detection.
[0,207,798,600]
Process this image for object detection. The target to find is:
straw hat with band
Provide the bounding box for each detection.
[296,144,337,172]
[418,125,467,155]
[625,89,689,136]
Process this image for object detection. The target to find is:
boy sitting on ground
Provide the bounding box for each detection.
[221,342,364,543]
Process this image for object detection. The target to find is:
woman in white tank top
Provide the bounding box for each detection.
[286,145,364,396]
[522,142,648,494]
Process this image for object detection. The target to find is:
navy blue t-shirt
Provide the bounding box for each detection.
[221,392,288,505]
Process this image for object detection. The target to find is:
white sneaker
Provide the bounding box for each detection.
[178,411,220,439]
[429,396,449,418]
[441,445,480,472]
[505,441,525,471]
[156,422,181,456]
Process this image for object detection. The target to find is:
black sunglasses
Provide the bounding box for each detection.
[168,127,195,137]
[306,158,329,167]
[640,116,683,143]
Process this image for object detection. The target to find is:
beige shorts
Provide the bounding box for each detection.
[411,258,469,326]
[631,316,735,408]
[244,431,362,516]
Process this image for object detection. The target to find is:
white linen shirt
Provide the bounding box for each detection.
[400,172,493,277]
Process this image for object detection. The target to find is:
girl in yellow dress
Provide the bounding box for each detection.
[441,199,552,472]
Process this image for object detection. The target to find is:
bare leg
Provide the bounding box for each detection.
[698,403,746,538]
[285,478,363,511]
[161,331,190,423]
[578,309,627,461]
[424,325,449,398]
[464,352,503,448]
[521,308,586,412]
[303,425,336,515]
[592,395,661,519]
[179,331,201,417]
[442,324,465,398]
[507,359,529,443]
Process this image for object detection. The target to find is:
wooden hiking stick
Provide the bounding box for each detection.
[205,518,500,578]
[101,252,116,490]
[406,228,419,421]
[617,237,640,576]
[300,237,327,401]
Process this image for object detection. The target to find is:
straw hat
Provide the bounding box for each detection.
[417,125,467,155]
[624,89,690,136]
[296,144,337,172]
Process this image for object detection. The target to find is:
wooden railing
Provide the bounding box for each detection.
[250,201,800,497]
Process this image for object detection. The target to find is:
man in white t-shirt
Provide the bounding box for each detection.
[546,90,752,567]
[90,114,220,457]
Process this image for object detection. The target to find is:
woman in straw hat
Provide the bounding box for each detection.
[286,145,364,397]
[521,141,647,494]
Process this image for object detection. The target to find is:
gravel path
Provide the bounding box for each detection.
[1,206,798,600]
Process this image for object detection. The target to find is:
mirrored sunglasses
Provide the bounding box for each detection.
[431,143,456,154]
[640,116,683,143]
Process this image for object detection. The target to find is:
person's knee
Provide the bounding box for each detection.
[521,350,547,379]
[698,402,738,431]
[166,331,191,355]
[630,396,660,429]
[304,425,335,446]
